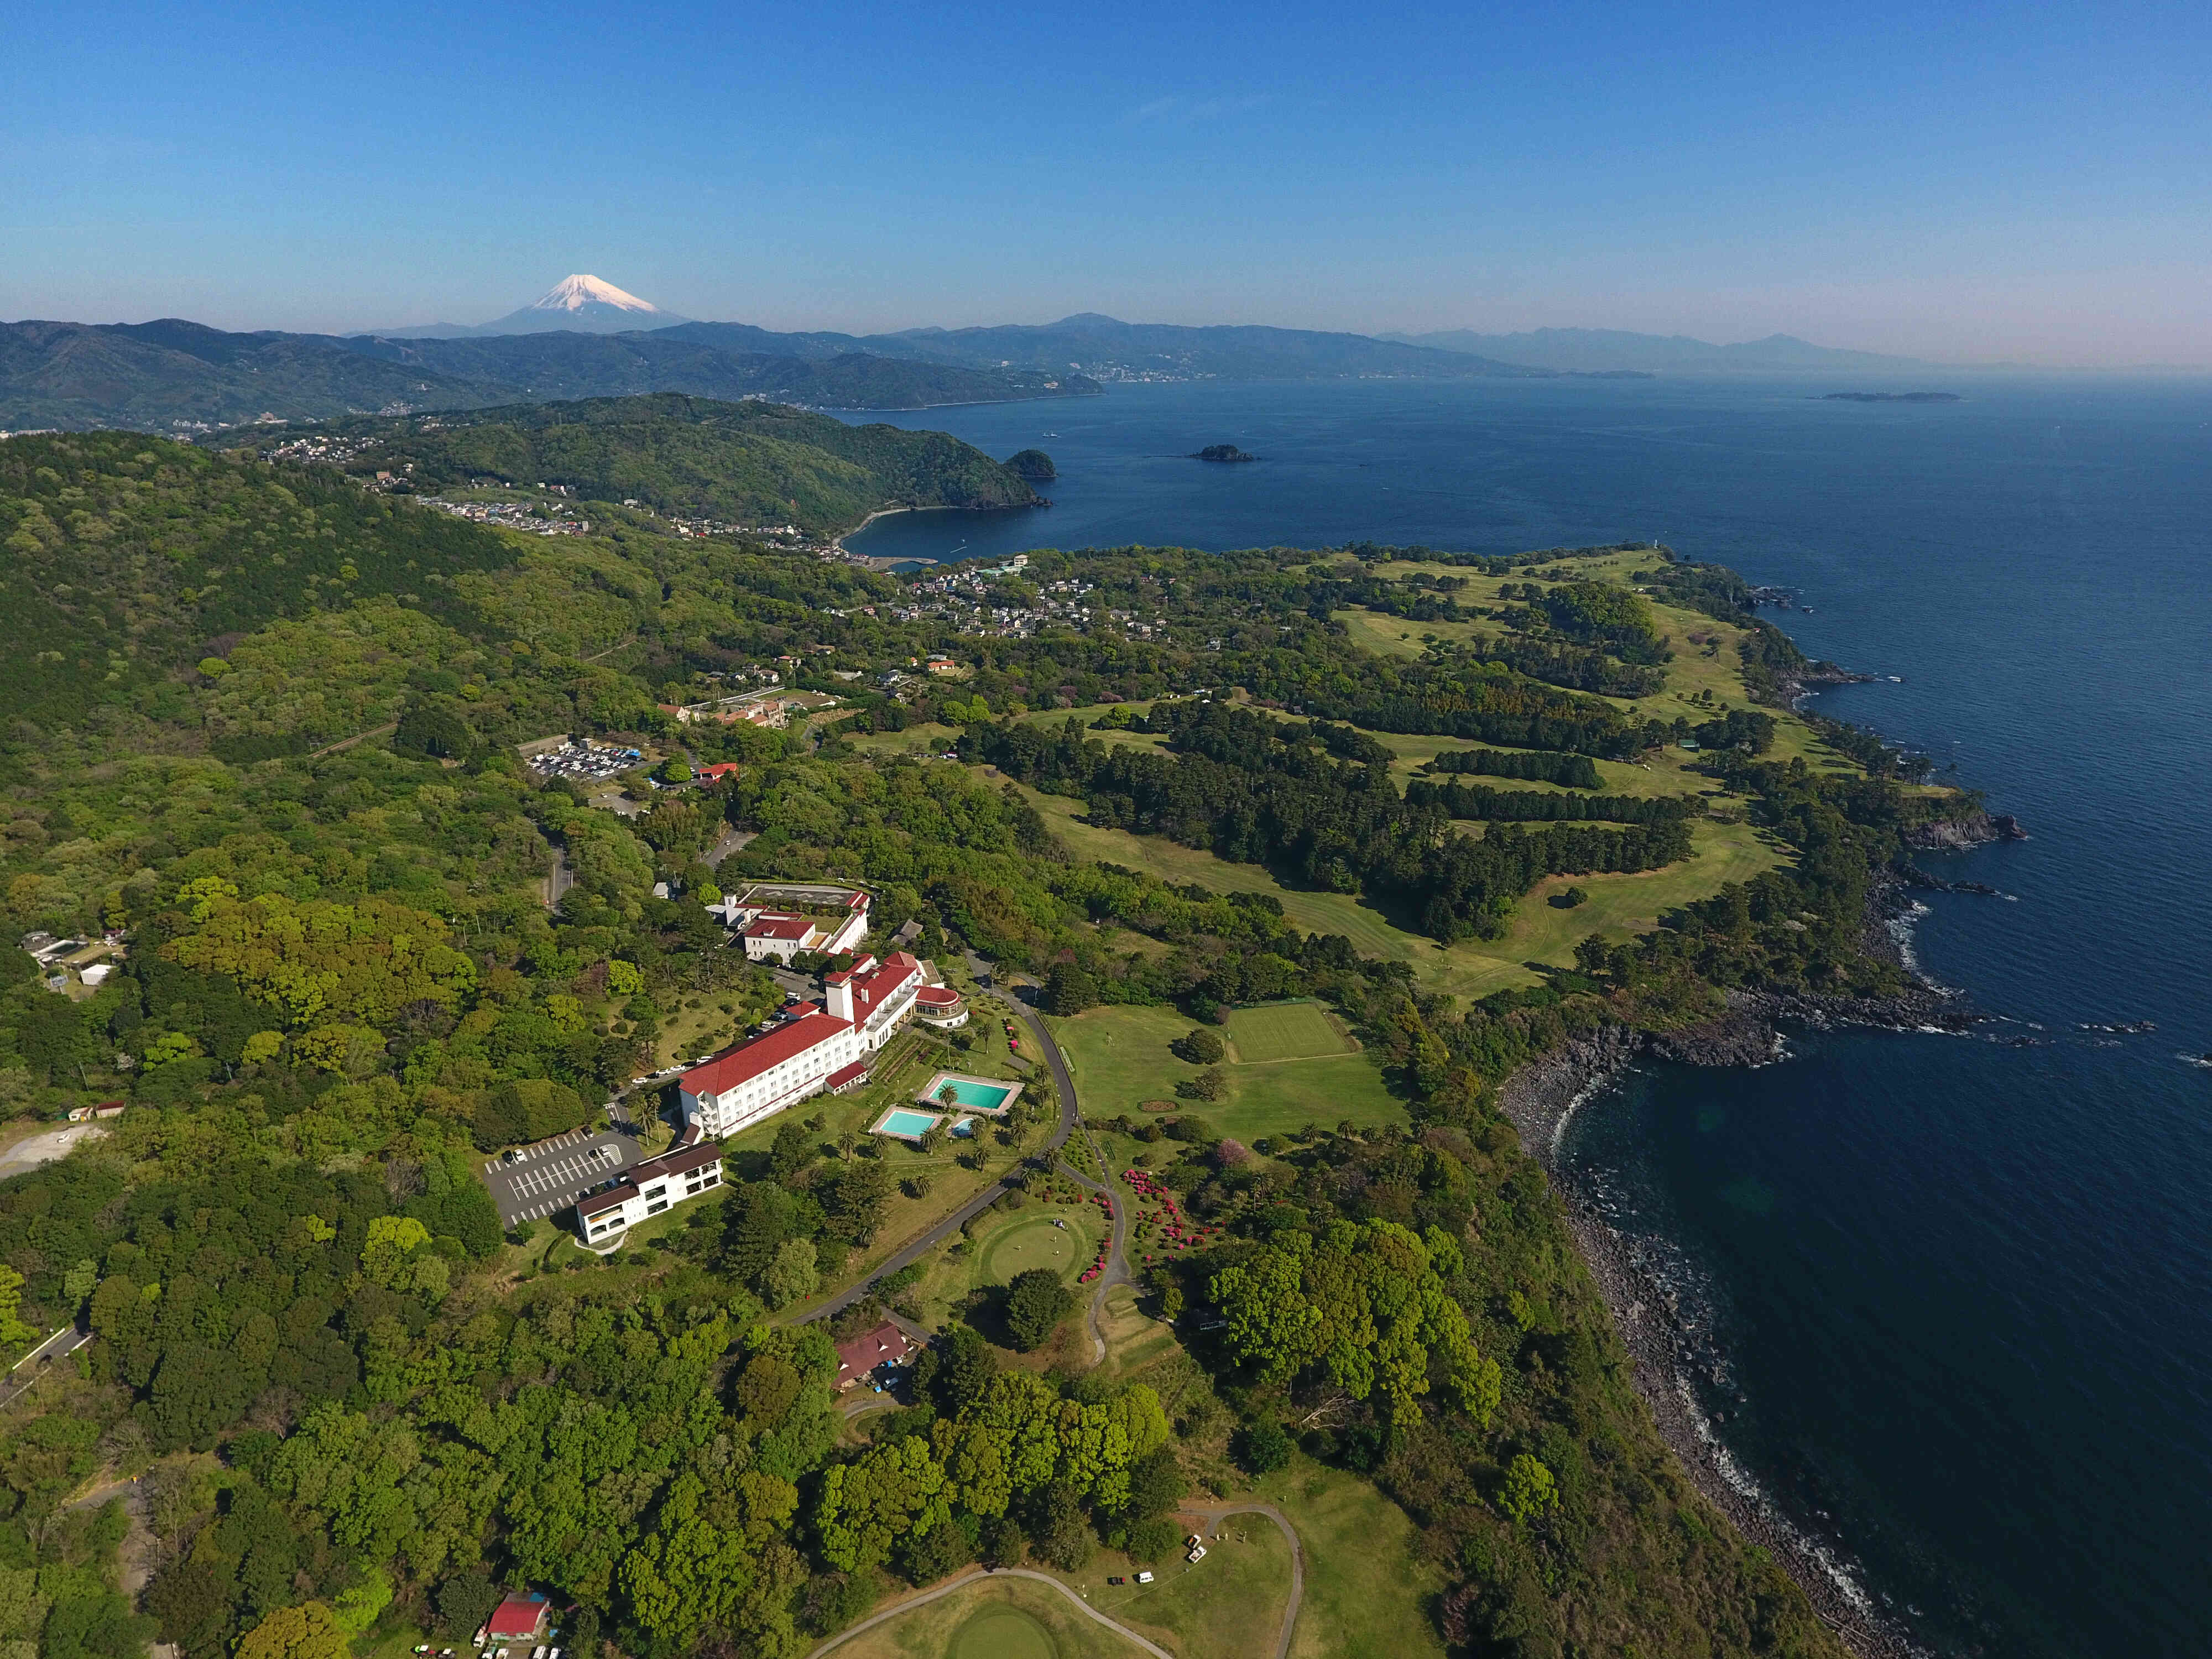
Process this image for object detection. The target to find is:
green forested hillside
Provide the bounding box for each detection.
[0,432,521,733]
[0,440,1966,1659]
[273,394,1045,531]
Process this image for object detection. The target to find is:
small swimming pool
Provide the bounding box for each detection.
[918,1073,1021,1113]
[875,1108,941,1139]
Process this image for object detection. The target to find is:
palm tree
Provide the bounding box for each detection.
[836,1130,859,1162]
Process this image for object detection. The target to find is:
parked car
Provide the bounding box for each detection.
[1135,1571,1155,1584]
[1106,1575,1124,1585]
[1187,1544,1207,1563]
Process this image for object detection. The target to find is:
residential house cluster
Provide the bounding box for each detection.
[420,497,592,536]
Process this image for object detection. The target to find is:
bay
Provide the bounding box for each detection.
[843,375,2212,1656]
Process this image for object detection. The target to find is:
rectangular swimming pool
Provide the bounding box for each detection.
[917,1072,1022,1113]
[874,1108,942,1139]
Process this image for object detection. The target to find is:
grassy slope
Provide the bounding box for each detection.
[1067,1522,1295,1659]
[1050,1003,1404,1139]
[1081,1227,1450,1659]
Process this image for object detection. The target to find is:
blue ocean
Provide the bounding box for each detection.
[847,375,2212,1657]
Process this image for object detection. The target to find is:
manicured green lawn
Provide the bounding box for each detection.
[1018,771,1783,1002]
[901,1196,1107,1332]
[825,1575,1139,1659]
[1223,1001,1354,1063]
[1051,1004,1406,1139]
[1078,1519,1293,1659]
[979,1212,1082,1285]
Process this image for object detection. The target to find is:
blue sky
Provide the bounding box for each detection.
[4,0,2206,362]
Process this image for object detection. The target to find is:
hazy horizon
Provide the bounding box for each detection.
[4,1,2206,368]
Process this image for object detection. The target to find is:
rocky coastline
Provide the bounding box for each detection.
[1499,877,1967,1659]
[1902,808,2027,851]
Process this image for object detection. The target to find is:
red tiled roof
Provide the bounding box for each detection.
[696,762,740,781]
[744,914,815,941]
[846,951,921,1011]
[487,1594,548,1639]
[680,1009,851,1095]
[826,1060,870,1089]
[834,1320,916,1381]
[916,985,962,1005]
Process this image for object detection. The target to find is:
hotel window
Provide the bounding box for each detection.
[646,1199,669,1215]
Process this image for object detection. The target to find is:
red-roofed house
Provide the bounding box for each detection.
[695,762,740,784]
[677,1007,867,1139]
[739,912,822,963]
[834,1321,920,1390]
[484,1592,549,1645]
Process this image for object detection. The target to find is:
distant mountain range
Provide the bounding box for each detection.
[371,274,692,339]
[1380,326,1936,374]
[2,270,1974,435]
[0,317,1098,432]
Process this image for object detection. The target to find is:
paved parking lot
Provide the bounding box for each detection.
[481,1124,642,1228]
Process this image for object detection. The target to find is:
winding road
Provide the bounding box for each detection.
[801,999,1112,1328]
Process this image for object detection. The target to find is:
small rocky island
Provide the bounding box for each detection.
[1821,391,1961,403]
[1003,447,1056,480]
[1191,443,1259,462]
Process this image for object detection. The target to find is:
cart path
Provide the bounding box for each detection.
[1022,1005,1130,1364]
[1186,1502,1306,1659]
[801,1564,1177,1659]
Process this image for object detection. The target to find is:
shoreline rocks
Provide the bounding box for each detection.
[1903,809,2027,850]
[1497,886,1959,1658]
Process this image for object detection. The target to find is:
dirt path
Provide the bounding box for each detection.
[306,722,396,759]
[802,1564,1177,1659]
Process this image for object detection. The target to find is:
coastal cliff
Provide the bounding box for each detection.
[1496,872,1976,1659]
[1903,807,2028,849]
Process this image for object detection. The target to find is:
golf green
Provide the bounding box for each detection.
[951,1606,1058,1659]
[979,1215,1081,1286]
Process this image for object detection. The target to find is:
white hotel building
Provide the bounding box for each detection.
[676,951,930,1139]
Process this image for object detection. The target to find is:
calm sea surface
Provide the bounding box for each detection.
[844,376,2212,1656]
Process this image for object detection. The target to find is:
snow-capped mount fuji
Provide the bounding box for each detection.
[367,275,691,339]
[488,274,688,334]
